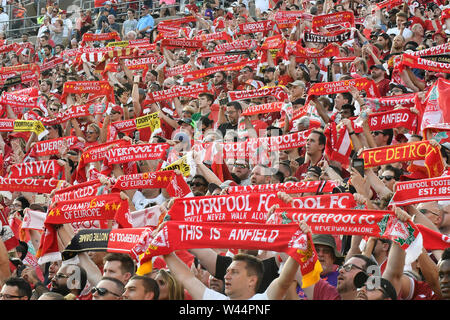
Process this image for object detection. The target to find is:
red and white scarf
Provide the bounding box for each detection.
[0,177,65,193]
[9,160,65,180]
[228,86,289,102]
[227,180,340,195]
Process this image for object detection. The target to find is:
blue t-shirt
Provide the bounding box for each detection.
[137,14,154,32]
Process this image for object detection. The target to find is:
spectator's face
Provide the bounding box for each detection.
[0,285,27,300]
[372,131,388,147]
[250,166,269,185]
[190,178,208,196]
[213,72,224,85]
[127,10,134,19]
[376,36,388,48]
[154,272,169,300]
[224,260,257,299]
[232,162,250,180]
[392,35,404,49]
[40,81,49,92]
[264,71,274,83]
[417,202,442,227]
[315,244,335,275]
[209,275,224,293]
[103,261,129,284]
[86,125,100,142]
[337,257,365,295]
[50,265,72,296]
[305,132,323,157]
[240,68,252,82]
[395,16,407,27]
[225,105,240,125]
[379,169,396,190]
[92,280,122,300]
[123,279,153,300]
[438,258,450,300]
[355,284,387,300]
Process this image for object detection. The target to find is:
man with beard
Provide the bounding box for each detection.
[189,175,209,196]
[263,67,277,87]
[231,159,251,186]
[212,71,227,97]
[294,130,326,180]
[218,101,242,138]
[51,264,88,299]
[369,64,390,97]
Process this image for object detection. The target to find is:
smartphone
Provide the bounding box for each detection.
[352,158,364,177]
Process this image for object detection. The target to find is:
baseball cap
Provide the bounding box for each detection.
[264,66,276,73]
[287,80,306,88]
[141,5,150,10]
[389,82,408,93]
[178,117,194,128]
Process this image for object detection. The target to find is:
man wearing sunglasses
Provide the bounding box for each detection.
[92,277,124,300]
[417,201,443,229]
[378,165,402,191]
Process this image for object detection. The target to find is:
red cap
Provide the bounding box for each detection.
[111,104,123,114]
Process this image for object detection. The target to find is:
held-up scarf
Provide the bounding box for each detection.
[286,43,340,59]
[241,102,284,116]
[0,63,40,76]
[0,119,47,140]
[167,192,356,223]
[165,64,192,78]
[141,220,322,288]
[303,29,353,43]
[214,39,258,52]
[28,103,109,126]
[406,42,450,57]
[364,93,417,112]
[61,227,154,261]
[28,136,83,158]
[235,20,276,35]
[80,31,121,46]
[9,160,65,180]
[352,108,418,133]
[192,31,232,42]
[0,177,65,193]
[396,53,450,74]
[160,38,204,50]
[360,140,445,177]
[227,180,340,195]
[371,0,403,13]
[146,82,211,103]
[273,10,312,21]
[111,170,192,198]
[40,57,67,72]
[389,175,450,207]
[311,11,355,31]
[416,224,450,251]
[60,81,115,104]
[52,179,104,203]
[76,139,131,183]
[37,193,132,263]
[101,143,169,174]
[307,78,380,102]
[269,207,423,265]
[0,91,39,110]
[182,59,258,83]
[158,15,197,26]
[423,123,450,145]
[228,86,289,102]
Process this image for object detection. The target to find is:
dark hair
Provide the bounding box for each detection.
[341,103,355,116]
[104,253,135,276]
[442,247,450,260]
[199,92,214,103]
[100,276,125,294]
[129,275,160,300]
[15,196,30,209]
[266,126,283,137]
[4,277,32,299]
[340,92,353,104]
[382,129,394,145]
[232,254,264,292]
[311,129,326,146]
[384,164,402,180]
[226,101,242,112]
[352,254,378,271]
[192,174,208,185]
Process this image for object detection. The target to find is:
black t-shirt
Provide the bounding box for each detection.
[215,255,280,293]
[218,122,238,139]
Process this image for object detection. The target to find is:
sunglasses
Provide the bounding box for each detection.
[339,263,366,273]
[49,108,59,112]
[233,163,248,169]
[379,175,395,181]
[190,182,207,187]
[418,208,440,217]
[91,287,121,297]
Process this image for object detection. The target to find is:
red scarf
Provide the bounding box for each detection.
[37,193,132,263]
[416,224,450,251]
[28,136,82,158]
[192,31,232,42]
[227,180,340,195]
[80,32,121,46]
[364,93,417,112]
[396,53,450,74]
[352,108,418,133]
[241,102,284,116]
[371,0,403,13]
[214,39,258,52]
[0,177,65,193]
[312,11,355,31]
[286,43,340,59]
[235,20,276,35]
[227,86,289,102]
[182,59,258,83]
[111,170,192,198]
[146,82,211,103]
[273,11,312,21]
[360,140,444,178]
[52,179,104,203]
[303,29,353,43]
[390,175,450,207]
[160,38,204,50]
[101,143,169,174]
[40,57,67,72]
[60,81,115,103]
[307,78,380,103]
[141,220,322,288]
[76,139,131,183]
[0,91,39,113]
[9,160,65,180]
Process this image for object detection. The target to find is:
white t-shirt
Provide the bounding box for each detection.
[202,287,269,300]
[386,27,413,39]
[132,190,167,210]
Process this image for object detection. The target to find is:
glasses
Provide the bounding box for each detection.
[339,263,366,273]
[0,293,24,299]
[49,108,59,112]
[91,287,121,297]
[418,208,440,217]
[233,163,248,169]
[379,175,395,181]
[54,273,69,279]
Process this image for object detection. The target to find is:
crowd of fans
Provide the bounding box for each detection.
[0,0,449,302]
